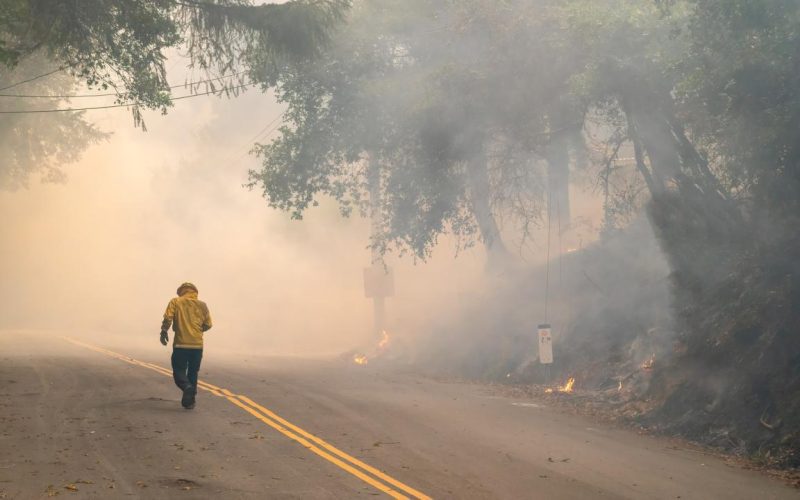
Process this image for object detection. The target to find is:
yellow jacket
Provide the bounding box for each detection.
[162,290,212,349]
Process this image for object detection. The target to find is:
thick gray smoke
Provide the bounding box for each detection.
[0,16,667,374]
[0,66,499,356]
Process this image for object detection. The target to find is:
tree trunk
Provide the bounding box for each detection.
[623,98,748,300]
[466,153,512,269]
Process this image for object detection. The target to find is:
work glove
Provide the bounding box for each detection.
[160,330,169,346]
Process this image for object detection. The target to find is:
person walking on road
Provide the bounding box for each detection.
[159,282,213,409]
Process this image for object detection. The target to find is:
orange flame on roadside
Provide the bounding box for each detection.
[640,354,655,370]
[378,330,390,350]
[353,354,368,366]
[545,377,576,394]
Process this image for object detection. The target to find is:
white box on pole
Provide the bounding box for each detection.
[538,323,553,364]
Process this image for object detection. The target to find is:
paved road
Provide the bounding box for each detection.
[0,332,797,499]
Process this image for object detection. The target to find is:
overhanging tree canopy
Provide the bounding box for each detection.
[0,0,350,186]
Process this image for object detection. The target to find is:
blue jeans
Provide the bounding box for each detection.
[171,348,203,392]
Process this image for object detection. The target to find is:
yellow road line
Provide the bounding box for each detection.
[224,395,408,499]
[61,337,430,500]
[236,394,432,500]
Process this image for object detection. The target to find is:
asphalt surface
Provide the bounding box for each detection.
[1,332,797,499]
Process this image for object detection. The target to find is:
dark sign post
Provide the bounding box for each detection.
[365,156,396,341]
[364,264,394,338]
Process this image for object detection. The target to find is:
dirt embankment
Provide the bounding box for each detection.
[412,214,800,472]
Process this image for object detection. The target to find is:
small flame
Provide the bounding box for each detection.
[560,377,575,393]
[545,377,576,394]
[378,330,390,350]
[353,354,368,366]
[640,353,655,370]
[617,380,623,391]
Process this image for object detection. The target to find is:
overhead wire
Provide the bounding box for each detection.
[0,82,256,114]
[544,188,551,323]
[0,66,68,92]
[244,111,286,148]
[222,110,287,168]
[557,197,563,290]
[2,62,287,173]
[0,70,251,98]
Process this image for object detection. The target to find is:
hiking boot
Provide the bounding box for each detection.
[181,385,195,409]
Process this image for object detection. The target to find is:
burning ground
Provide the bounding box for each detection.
[385,218,800,475]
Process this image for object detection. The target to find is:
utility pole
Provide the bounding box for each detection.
[364,155,393,340]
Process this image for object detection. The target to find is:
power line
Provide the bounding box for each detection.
[544,187,551,323]
[223,110,287,166]
[247,111,286,146]
[0,83,255,114]
[0,67,68,92]
[0,70,251,99]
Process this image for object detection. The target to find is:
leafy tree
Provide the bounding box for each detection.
[0,56,106,190]
[0,0,349,120]
[678,0,800,217]
[248,0,800,462]
[0,0,349,187]
[249,0,796,282]
[249,0,588,262]
[559,0,800,292]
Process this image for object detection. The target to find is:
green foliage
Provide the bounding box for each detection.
[247,0,800,462]
[0,0,350,116]
[250,0,561,259]
[0,0,26,66]
[676,0,800,214]
[249,0,798,261]
[0,0,349,188]
[0,56,107,190]
[25,0,180,111]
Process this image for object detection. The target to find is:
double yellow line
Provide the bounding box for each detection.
[62,337,431,500]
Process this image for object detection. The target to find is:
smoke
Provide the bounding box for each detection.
[0,10,671,377]
[0,67,497,356]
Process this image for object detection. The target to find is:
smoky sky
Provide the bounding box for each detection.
[0,66,473,355]
[0,54,611,357]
